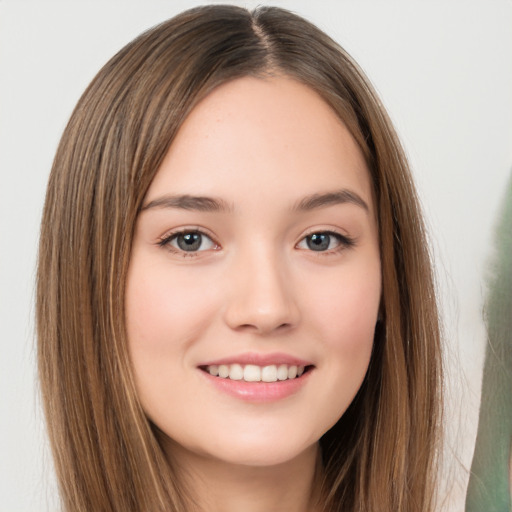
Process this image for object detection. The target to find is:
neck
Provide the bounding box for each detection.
[162,439,323,512]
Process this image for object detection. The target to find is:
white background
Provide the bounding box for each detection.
[1,1,511,510]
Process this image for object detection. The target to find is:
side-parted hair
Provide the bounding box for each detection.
[37,5,442,511]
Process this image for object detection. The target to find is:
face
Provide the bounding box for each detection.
[126,76,381,468]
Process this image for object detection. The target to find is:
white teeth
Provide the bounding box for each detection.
[261,365,277,382]
[229,363,244,380]
[277,364,289,381]
[205,363,308,382]
[243,364,261,382]
[218,364,229,378]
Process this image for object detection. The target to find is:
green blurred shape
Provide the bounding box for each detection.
[466,172,512,512]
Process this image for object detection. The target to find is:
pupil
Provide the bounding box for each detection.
[307,233,329,251]
[177,233,201,251]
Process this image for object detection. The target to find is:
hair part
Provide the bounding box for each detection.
[37,5,442,511]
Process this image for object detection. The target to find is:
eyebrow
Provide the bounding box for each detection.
[141,194,233,213]
[293,189,369,212]
[140,189,369,214]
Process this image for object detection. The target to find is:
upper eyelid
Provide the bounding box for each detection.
[295,230,357,254]
[158,226,217,244]
[298,228,354,242]
[300,227,343,237]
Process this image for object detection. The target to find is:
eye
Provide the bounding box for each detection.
[297,231,354,252]
[159,230,218,253]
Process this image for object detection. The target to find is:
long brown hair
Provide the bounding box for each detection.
[37,5,442,511]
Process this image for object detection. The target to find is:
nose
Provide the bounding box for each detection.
[222,246,300,335]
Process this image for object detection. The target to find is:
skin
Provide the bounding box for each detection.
[126,76,381,512]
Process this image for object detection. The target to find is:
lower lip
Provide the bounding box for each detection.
[199,369,313,402]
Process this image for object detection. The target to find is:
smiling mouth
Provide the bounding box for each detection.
[200,364,313,383]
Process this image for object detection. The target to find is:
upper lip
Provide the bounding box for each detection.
[198,352,313,367]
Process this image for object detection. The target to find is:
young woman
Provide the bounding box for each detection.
[37,5,443,511]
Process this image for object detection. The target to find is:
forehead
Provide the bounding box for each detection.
[147,76,373,212]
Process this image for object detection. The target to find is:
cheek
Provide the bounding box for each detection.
[124,257,222,424]
[312,262,380,341]
[304,261,381,394]
[312,274,379,434]
[125,260,217,355]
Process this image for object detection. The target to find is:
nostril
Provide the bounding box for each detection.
[234,321,294,334]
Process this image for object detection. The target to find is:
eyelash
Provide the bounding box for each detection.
[157,228,356,257]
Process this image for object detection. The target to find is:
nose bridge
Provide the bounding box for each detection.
[223,240,299,334]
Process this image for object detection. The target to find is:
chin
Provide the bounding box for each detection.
[195,428,320,468]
